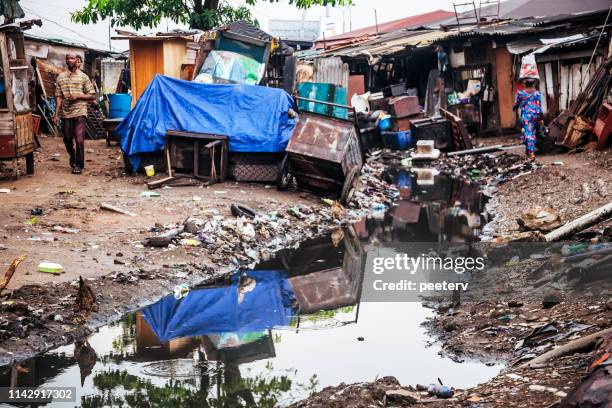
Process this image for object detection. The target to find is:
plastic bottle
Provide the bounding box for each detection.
[561,243,589,256]
[174,283,190,299]
[588,242,611,251]
[427,384,453,398]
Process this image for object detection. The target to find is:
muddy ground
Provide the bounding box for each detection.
[0,135,384,365]
[292,140,612,407]
[0,136,321,290]
[1,134,611,407]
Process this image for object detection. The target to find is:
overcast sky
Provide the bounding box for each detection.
[19,0,460,51]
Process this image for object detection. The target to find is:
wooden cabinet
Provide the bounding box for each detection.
[0,27,34,177]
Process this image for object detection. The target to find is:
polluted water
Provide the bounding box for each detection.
[1,170,504,407]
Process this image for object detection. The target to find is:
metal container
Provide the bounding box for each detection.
[276,224,365,314]
[279,97,363,204]
[410,115,452,150]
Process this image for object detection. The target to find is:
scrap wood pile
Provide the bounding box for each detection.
[552,57,612,150]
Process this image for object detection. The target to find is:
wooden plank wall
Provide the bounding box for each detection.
[162,39,187,80]
[553,57,602,113]
[494,47,516,129]
[129,40,164,106]
[15,112,33,155]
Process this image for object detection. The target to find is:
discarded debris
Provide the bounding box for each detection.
[545,202,612,242]
[37,262,63,274]
[75,276,96,313]
[385,389,420,404]
[140,191,160,198]
[174,283,189,299]
[52,225,80,234]
[100,203,138,217]
[230,203,256,219]
[142,236,173,247]
[0,254,26,293]
[521,328,612,368]
[30,207,43,216]
[518,207,562,232]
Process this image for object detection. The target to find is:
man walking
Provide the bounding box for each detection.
[53,53,95,174]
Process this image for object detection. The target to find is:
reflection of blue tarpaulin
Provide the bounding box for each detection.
[141,270,295,342]
[117,75,297,169]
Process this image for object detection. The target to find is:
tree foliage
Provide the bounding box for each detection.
[72,0,352,31]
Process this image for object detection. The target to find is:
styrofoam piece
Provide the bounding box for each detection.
[412,149,441,161]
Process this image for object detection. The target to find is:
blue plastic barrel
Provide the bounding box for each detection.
[108,94,132,119]
[381,130,412,150]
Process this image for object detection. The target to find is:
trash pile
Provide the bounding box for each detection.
[0,300,46,341]
[140,165,398,268]
[435,153,541,185]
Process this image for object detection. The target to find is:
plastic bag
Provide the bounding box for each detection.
[520,54,540,80]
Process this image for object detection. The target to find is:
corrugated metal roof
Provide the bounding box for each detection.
[506,32,605,54]
[317,10,455,44]
[320,30,451,58]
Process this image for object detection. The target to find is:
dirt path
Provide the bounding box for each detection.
[490,148,611,236]
[0,135,315,290]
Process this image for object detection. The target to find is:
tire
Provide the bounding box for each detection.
[230,204,257,219]
[25,153,34,175]
[340,167,360,205]
[276,154,292,191]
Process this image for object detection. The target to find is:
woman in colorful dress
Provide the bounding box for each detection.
[513,78,543,161]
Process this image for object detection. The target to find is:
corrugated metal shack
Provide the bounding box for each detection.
[435,8,611,133]
[300,1,612,136]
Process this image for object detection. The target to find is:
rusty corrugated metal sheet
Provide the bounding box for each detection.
[314,9,455,49]
[313,57,349,88]
[288,113,357,164]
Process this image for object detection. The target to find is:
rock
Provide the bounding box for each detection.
[542,289,562,309]
[508,300,524,308]
[444,321,458,332]
[606,298,612,311]
[184,219,200,234]
[517,207,562,232]
[385,389,420,404]
[142,236,172,247]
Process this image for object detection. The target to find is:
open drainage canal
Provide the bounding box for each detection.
[2,171,504,407]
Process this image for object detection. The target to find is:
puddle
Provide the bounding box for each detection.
[1,170,503,407]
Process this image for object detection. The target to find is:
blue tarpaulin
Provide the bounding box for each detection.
[141,270,296,342]
[117,75,296,170]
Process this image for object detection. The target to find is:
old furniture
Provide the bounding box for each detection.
[278,96,363,204]
[147,130,228,189]
[0,23,34,177]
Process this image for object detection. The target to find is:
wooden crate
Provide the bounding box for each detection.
[15,112,34,157]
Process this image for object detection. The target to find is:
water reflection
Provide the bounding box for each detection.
[0,171,501,407]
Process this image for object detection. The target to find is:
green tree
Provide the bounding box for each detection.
[72,0,352,32]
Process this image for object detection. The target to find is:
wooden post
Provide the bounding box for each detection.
[545,202,612,242]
